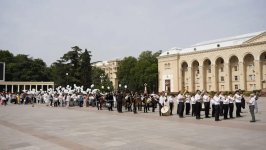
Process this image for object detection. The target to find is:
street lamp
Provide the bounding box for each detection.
[144,83,147,93]
[66,73,69,86]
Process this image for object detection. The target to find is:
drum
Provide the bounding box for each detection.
[147,98,152,103]
[161,106,170,116]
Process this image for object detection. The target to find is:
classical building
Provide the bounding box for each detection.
[158,31,266,93]
[92,59,120,89]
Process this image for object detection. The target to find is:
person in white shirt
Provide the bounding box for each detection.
[210,96,215,117]
[177,92,185,118]
[66,94,71,108]
[159,92,166,116]
[234,91,242,117]
[219,92,225,116]
[191,95,196,116]
[203,92,210,118]
[228,93,235,118]
[185,94,191,115]
[194,90,203,119]
[223,95,229,119]
[248,93,256,122]
[168,94,174,115]
[213,92,221,121]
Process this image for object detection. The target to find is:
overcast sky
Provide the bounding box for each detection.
[1,0,266,66]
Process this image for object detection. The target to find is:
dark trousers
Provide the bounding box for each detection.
[133,102,137,113]
[204,102,210,117]
[212,104,215,117]
[236,103,241,117]
[152,103,156,112]
[223,104,229,119]
[108,102,113,111]
[144,103,148,113]
[215,105,220,121]
[195,102,201,119]
[185,103,190,115]
[177,103,179,114]
[178,102,184,117]
[229,103,234,118]
[192,104,196,116]
[169,102,174,115]
[159,104,163,116]
[219,101,223,116]
[97,101,102,110]
[117,101,122,112]
[249,105,255,121]
[138,103,142,111]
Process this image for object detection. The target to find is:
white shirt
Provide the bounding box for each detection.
[249,96,256,106]
[185,95,190,103]
[159,96,166,105]
[223,97,229,104]
[234,94,242,103]
[213,95,220,105]
[228,96,234,103]
[176,94,185,102]
[168,96,174,103]
[194,93,202,102]
[219,94,225,103]
[203,94,210,102]
[191,96,196,104]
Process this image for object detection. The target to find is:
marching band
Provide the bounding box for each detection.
[0,86,260,123]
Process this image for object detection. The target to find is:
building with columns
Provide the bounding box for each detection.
[158,31,266,93]
[92,59,120,90]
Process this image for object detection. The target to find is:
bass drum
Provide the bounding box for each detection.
[161,106,170,116]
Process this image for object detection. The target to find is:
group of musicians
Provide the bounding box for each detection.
[114,90,259,122]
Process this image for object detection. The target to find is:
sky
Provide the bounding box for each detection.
[0,0,266,66]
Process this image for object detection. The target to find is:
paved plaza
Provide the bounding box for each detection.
[1,98,266,150]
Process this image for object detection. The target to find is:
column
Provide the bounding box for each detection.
[211,64,217,91]
[17,85,20,93]
[178,66,183,92]
[5,85,7,92]
[23,85,26,91]
[11,85,14,93]
[29,85,32,91]
[254,60,262,90]
[41,85,43,90]
[36,85,38,91]
[224,62,231,91]
[238,62,245,90]
[187,66,193,92]
[199,64,204,91]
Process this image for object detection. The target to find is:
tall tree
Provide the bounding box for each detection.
[80,49,92,89]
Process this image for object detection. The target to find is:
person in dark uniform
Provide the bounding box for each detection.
[116,91,123,113]
[132,92,138,114]
[107,92,114,111]
[151,95,157,112]
[96,92,102,110]
[203,92,210,118]
[219,92,224,116]
[143,93,148,113]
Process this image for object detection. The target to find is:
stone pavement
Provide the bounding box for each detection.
[0,98,266,150]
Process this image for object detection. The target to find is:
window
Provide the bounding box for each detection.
[196,78,200,83]
[234,66,238,71]
[197,69,199,74]
[221,76,224,82]
[208,68,211,73]
[221,85,224,90]
[235,85,239,90]
[249,75,255,81]
[208,77,211,83]
[220,67,224,72]
[234,76,238,81]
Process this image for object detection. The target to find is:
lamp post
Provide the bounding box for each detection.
[144,83,147,94]
[66,73,69,86]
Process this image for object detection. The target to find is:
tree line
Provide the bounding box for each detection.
[0,47,160,92]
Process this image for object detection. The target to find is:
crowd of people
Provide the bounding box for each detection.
[0,86,260,123]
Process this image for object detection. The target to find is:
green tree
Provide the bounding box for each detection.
[91,66,113,91]
[80,49,92,89]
